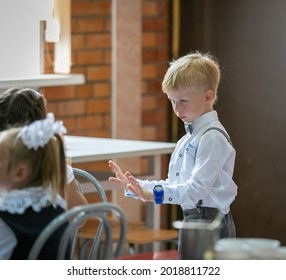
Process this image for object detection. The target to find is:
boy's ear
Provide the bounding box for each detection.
[11,164,30,185]
[204,90,215,103]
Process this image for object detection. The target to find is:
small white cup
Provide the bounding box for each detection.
[214,238,281,260]
[214,238,252,259]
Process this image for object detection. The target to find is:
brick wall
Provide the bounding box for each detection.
[43,0,112,140]
[142,0,170,143]
[42,0,170,174]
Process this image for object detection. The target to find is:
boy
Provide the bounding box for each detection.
[109,51,237,240]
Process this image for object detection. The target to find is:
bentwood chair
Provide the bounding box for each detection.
[72,167,108,259]
[72,168,178,255]
[72,167,107,202]
[28,202,127,260]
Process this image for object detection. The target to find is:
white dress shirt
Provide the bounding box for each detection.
[66,164,75,184]
[136,111,238,214]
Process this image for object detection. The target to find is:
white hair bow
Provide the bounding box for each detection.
[20,113,67,150]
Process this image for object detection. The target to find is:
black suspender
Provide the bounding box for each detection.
[194,127,233,208]
[202,127,233,146]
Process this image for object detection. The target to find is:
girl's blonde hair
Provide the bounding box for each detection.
[162,51,221,101]
[0,127,67,201]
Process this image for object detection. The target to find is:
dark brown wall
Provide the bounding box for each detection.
[177,0,286,244]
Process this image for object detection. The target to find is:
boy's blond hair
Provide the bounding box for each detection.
[162,51,221,102]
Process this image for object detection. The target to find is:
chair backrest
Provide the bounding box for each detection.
[72,167,107,202]
[28,202,127,260]
[72,167,109,259]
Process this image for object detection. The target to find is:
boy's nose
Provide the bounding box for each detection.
[174,102,180,112]
[175,109,182,117]
[174,104,182,114]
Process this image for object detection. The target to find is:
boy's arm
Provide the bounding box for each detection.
[125,172,154,202]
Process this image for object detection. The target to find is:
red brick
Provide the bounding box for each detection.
[71,52,77,65]
[142,1,158,16]
[70,66,86,76]
[71,1,86,16]
[142,95,157,110]
[142,64,158,79]
[73,161,111,173]
[143,48,168,62]
[143,79,164,93]
[142,110,167,126]
[87,66,111,81]
[87,1,112,16]
[94,82,111,98]
[76,84,94,98]
[42,86,75,100]
[143,17,168,32]
[44,45,54,68]
[157,0,169,15]
[104,18,112,32]
[44,42,54,52]
[44,66,53,74]
[76,115,104,130]
[72,1,111,16]
[141,126,157,140]
[76,50,104,65]
[103,114,111,128]
[58,100,86,116]
[156,33,168,45]
[140,157,149,174]
[86,129,111,138]
[46,102,58,115]
[157,125,169,141]
[76,18,105,33]
[72,34,86,50]
[142,32,157,47]
[156,92,167,103]
[87,34,112,48]
[61,117,77,131]
[158,63,168,76]
[104,50,112,64]
[87,99,110,114]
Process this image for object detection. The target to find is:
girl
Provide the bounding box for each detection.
[0,113,69,259]
[0,87,88,208]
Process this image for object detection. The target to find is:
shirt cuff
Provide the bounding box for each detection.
[124,189,138,199]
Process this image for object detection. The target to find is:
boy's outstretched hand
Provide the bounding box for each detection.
[108,160,154,202]
[125,171,154,202]
[108,160,129,189]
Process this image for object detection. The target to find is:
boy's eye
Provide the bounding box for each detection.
[169,99,189,106]
[178,99,188,105]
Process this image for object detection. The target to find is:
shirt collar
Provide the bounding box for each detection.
[0,186,66,214]
[185,110,218,135]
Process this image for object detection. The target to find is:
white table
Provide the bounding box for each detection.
[64,135,176,229]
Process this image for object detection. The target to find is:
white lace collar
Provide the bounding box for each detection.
[0,186,66,214]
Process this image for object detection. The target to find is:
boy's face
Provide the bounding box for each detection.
[166,87,214,124]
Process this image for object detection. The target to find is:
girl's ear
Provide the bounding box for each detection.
[11,164,30,185]
[204,90,215,103]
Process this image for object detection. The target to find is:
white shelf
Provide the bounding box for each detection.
[0,74,85,89]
